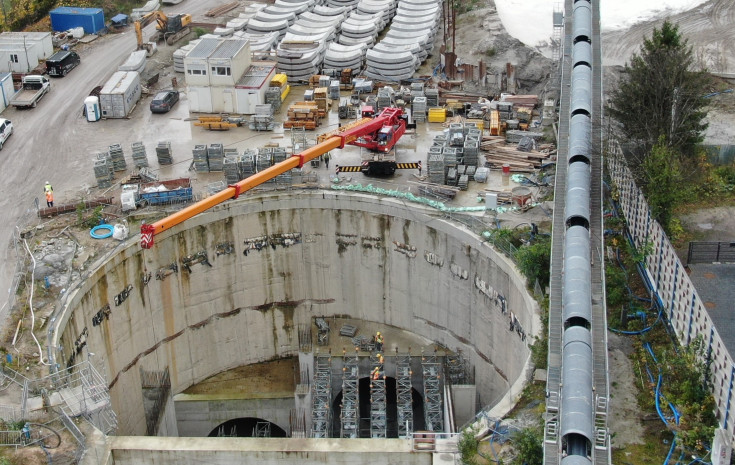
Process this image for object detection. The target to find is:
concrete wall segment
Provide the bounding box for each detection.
[51,191,540,436]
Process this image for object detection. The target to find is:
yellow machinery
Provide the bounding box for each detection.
[135,11,192,50]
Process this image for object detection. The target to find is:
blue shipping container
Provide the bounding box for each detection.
[50,7,105,34]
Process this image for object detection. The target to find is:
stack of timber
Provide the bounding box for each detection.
[481,136,555,171]
[284,101,320,129]
[313,87,330,117]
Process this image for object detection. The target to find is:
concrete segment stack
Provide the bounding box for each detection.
[277,40,326,81]
[233,31,280,52]
[326,0,360,9]
[323,42,365,72]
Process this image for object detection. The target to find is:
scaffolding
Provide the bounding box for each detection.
[396,353,413,438]
[254,421,272,437]
[341,349,360,438]
[310,353,332,438]
[370,354,387,438]
[422,354,444,432]
[23,361,117,435]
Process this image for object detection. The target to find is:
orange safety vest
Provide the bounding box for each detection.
[45,191,54,203]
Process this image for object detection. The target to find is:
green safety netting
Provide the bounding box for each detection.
[330,182,528,214]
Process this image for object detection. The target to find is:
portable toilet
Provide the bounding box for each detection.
[84,96,101,122]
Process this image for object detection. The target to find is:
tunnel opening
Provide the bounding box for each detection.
[208,417,287,438]
[331,377,426,438]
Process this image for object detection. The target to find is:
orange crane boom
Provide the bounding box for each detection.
[140,107,405,249]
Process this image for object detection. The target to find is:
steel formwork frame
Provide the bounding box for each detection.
[341,350,360,438]
[396,353,413,438]
[370,354,387,438]
[310,354,332,438]
[422,354,443,432]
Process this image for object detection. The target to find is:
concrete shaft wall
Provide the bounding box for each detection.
[174,396,295,437]
[52,192,539,436]
[106,437,432,465]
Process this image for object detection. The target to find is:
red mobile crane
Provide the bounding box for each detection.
[140,107,417,249]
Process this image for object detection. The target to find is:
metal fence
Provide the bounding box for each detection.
[686,241,735,264]
[608,146,735,442]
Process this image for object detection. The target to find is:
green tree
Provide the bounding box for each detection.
[515,236,551,289]
[458,427,480,465]
[640,139,686,233]
[607,21,710,166]
[512,427,543,465]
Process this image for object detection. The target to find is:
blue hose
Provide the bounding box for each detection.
[90,224,114,239]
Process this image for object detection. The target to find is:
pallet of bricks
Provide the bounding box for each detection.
[284,102,320,130]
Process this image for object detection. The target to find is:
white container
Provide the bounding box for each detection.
[99,71,141,119]
[84,95,100,122]
[485,193,498,209]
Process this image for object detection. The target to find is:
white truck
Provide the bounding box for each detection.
[10,75,51,109]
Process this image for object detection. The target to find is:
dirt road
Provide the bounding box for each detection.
[602,0,735,73]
